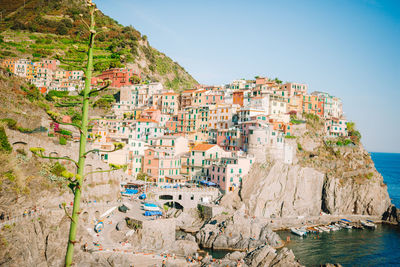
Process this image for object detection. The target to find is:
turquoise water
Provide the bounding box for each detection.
[278,152,400,266]
[371,152,400,207]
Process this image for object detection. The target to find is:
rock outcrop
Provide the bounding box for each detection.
[239,162,325,218]
[196,211,283,250]
[244,246,302,267]
[382,205,400,225]
[322,174,390,215]
[231,126,392,219]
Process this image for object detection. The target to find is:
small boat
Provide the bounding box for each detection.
[143,205,160,211]
[334,223,343,229]
[143,203,158,207]
[327,225,337,231]
[94,221,104,233]
[299,228,308,234]
[338,222,352,229]
[307,227,318,233]
[343,224,353,229]
[361,220,377,229]
[341,219,352,223]
[318,226,331,232]
[291,228,307,237]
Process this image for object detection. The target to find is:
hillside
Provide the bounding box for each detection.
[0,0,198,91]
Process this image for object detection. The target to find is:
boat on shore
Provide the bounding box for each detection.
[361,220,377,229]
[143,205,160,211]
[317,226,331,232]
[291,228,307,237]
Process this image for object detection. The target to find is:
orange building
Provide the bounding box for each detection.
[233,91,244,106]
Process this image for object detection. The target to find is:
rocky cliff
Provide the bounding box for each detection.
[223,118,392,220]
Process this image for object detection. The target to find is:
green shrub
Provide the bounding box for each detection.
[36,101,50,110]
[50,162,66,176]
[4,171,16,182]
[285,135,296,139]
[26,85,42,102]
[343,139,352,146]
[59,136,67,145]
[1,118,17,130]
[57,129,72,136]
[297,143,303,151]
[17,126,33,133]
[46,90,69,101]
[0,126,12,153]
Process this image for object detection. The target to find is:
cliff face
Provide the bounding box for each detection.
[231,120,392,219]
[240,163,325,218]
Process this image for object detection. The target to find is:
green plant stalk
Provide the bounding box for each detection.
[64,6,95,267]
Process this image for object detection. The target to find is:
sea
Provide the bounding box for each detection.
[278,152,400,267]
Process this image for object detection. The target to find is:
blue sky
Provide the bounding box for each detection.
[96,0,400,153]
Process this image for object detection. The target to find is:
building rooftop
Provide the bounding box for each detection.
[192,143,216,151]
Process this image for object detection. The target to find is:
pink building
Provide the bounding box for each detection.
[209,155,254,192]
[141,108,162,122]
[143,148,182,184]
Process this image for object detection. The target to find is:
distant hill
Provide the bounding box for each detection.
[0,0,198,91]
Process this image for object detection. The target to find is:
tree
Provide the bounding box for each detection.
[274,77,282,84]
[136,172,148,181]
[347,122,355,133]
[29,1,123,265]
[346,122,361,143]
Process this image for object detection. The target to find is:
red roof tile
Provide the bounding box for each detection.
[192,144,216,151]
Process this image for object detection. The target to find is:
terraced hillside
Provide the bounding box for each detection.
[0,0,197,91]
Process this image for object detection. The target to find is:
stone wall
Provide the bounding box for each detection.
[151,188,221,210]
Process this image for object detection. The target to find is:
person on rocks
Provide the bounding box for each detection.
[0,212,4,221]
[161,260,166,267]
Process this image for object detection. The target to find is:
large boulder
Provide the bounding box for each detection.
[382,205,400,225]
[244,245,303,267]
[169,240,199,256]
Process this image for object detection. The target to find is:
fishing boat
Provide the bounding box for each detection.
[361,220,377,229]
[291,228,307,237]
